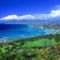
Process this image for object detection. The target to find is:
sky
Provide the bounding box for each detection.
[0,0,60,20]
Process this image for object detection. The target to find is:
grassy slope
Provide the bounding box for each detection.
[23,38,56,48]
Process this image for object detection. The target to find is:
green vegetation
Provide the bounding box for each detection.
[0,34,60,60]
[23,38,56,48]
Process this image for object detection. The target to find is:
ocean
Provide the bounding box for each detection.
[0,24,56,40]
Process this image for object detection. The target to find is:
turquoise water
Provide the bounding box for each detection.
[0,24,57,40]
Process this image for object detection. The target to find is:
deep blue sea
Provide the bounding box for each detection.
[0,24,56,40]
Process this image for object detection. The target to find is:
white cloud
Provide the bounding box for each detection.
[50,9,60,17]
[18,15,35,20]
[0,9,60,20]
[1,15,18,20]
[0,15,35,20]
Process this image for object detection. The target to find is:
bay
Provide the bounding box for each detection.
[0,24,57,40]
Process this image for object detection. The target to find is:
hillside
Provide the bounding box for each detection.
[0,34,60,60]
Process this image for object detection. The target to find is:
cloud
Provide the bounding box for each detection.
[1,15,18,20]
[0,9,60,20]
[0,15,35,20]
[50,9,60,17]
